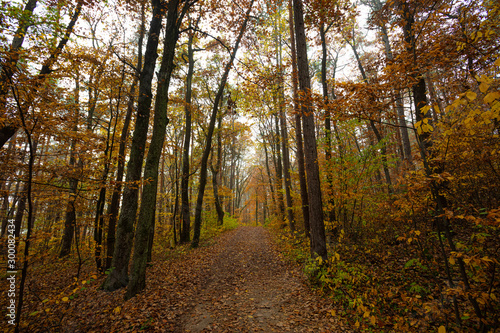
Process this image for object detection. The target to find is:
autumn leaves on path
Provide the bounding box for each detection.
[180,226,340,332]
[57,227,343,332]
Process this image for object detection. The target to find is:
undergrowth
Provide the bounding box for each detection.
[267,213,499,332]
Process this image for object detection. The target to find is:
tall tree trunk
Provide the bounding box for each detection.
[212,109,225,225]
[13,96,36,333]
[172,148,180,245]
[262,134,277,214]
[126,0,187,299]
[276,12,295,231]
[319,22,337,224]
[279,97,294,231]
[293,0,327,260]
[374,6,413,164]
[180,20,196,243]
[59,74,81,258]
[93,186,106,271]
[59,169,79,258]
[288,0,309,237]
[400,1,431,150]
[94,86,120,271]
[273,112,285,222]
[105,2,145,271]
[400,2,483,325]
[191,0,255,248]
[102,0,164,292]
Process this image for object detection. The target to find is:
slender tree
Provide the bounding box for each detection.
[292,0,327,260]
[126,0,193,299]
[59,74,82,258]
[288,0,309,237]
[102,0,164,292]
[105,5,145,270]
[180,16,199,243]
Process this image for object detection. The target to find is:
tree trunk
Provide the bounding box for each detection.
[126,0,187,299]
[93,186,106,271]
[320,22,337,224]
[273,112,285,222]
[400,1,431,150]
[13,99,36,333]
[191,0,254,248]
[102,0,163,292]
[379,16,413,164]
[275,16,295,230]
[94,90,119,271]
[180,21,196,243]
[212,109,225,225]
[262,134,277,214]
[59,75,81,258]
[279,99,295,231]
[105,82,137,270]
[288,0,310,237]
[292,0,327,260]
[400,1,483,324]
[105,2,145,271]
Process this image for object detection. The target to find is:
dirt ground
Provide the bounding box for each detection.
[180,226,343,332]
[3,226,349,332]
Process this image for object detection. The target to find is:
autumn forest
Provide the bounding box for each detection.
[0,0,499,331]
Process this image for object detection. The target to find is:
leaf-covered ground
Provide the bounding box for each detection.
[2,226,348,332]
[181,226,345,332]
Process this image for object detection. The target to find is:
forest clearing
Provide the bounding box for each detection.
[1,0,499,332]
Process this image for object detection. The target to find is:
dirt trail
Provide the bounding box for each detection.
[181,226,341,332]
[50,226,345,332]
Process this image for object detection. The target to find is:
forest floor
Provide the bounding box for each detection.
[179,226,345,332]
[2,226,349,332]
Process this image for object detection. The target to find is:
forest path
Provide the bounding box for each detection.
[58,226,346,332]
[180,226,341,332]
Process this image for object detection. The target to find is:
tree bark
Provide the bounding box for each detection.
[59,74,81,258]
[288,0,309,237]
[102,0,164,292]
[273,112,285,222]
[262,132,277,214]
[275,14,294,230]
[400,1,431,150]
[212,108,225,225]
[13,93,36,333]
[125,0,187,299]
[293,0,327,260]
[180,20,196,243]
[320,22,337,224]
[105,2,145,271]
[279,98,295,231]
